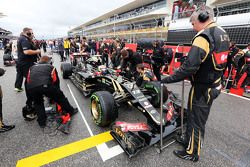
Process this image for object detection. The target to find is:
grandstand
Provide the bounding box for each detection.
[167,0,250,46]
[68,0,169,42]
[69,0,250,45]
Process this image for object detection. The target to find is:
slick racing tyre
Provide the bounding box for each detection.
[144,81,168,107]
[61,63,72,79]
[90,91,118,127]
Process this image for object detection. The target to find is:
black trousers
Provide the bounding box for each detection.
[28,85,75,126]
[185,85,220,157]
[102,53,109,68]
[17,62,34,107]
[65,49,69,59]
[14,63,24,89]
[59,51,64,61]
[152,64,161,81]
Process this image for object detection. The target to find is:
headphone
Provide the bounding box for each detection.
[198,10,209,23]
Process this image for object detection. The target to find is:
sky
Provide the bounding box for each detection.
[0,0,133,39]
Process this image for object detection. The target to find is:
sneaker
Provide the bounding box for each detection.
[24,113,37,121]
[0,124,15,133]
[173,150,199,162]
[14,88,23,92]
[22,105,37,121]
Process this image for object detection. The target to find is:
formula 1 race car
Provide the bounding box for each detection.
[61,52,187,157]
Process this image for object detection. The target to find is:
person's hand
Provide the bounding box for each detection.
[36,49,41,54]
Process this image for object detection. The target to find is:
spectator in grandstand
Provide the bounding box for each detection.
[182,2,196,17]
[63,38,70,59]
[152,40,164,81]
[161,6,230,162]
[0,68,15,133]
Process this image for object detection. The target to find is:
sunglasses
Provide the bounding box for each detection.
[27,32,34,36]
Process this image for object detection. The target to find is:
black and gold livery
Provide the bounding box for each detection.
[162,22,230,160]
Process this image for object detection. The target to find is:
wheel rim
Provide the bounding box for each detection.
[91,100,99,120]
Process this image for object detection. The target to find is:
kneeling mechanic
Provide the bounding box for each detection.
[26,56,78,128]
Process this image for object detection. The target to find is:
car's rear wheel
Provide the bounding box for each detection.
[61,63,72,79]
[144,81,169,107]
[90,91,118,127]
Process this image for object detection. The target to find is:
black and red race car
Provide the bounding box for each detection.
[61,52,187,157]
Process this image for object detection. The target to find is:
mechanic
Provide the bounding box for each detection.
[161,6,230,162]
[135,64,151,87]
[16,27,41,120]
[223,41,238,79]
[26,55,78,128]
[232,49,245,88]
[100,42,110,68]
[0,68,15,133]
[80,39,90,70]
[58,38,65,62]
[152,40,165,81]
[111,39,122,69]
[238,50,250,89]
[161,47,174,74]
[120,48,142,79]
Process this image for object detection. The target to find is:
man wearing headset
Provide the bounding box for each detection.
[16,27,41,121]
[161,6,230,162]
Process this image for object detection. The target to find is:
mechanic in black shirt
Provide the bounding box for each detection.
[101,42,110,68]
[135,64,151,87]
[161,6,230,162]
[120,48,142,79]
[152,40,164,81]
[224,41,239,78]
[16,28,41,120]
[26,56,78,127]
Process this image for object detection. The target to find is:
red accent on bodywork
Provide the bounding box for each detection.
[115,121,150,132]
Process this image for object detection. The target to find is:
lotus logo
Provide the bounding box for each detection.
[221,54,227,61]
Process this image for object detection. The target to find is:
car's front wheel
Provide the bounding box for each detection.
[90,91,118,127]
